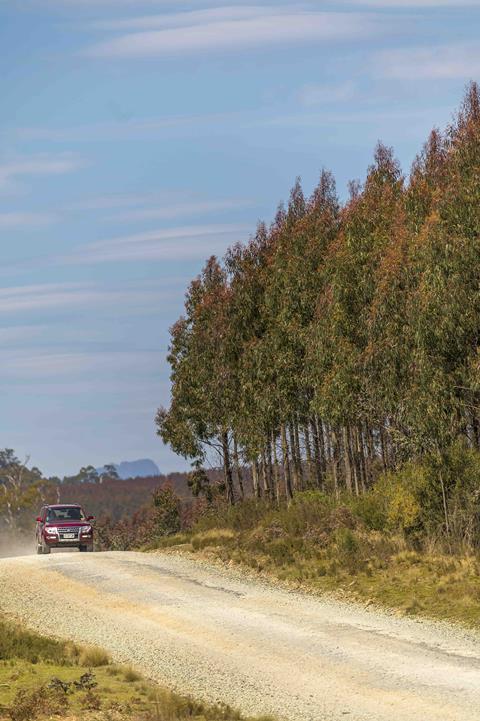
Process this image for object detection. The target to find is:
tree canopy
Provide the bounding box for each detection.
[157,84,480,504]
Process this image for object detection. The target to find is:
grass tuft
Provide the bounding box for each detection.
[122,666,142,682]
[78,646,110,668]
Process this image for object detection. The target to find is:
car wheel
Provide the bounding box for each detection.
[79,545,86,552]
[42,540,51,555]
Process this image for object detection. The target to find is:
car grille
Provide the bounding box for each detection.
[58,527,80,540]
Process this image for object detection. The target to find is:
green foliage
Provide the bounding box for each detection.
[187,463,214,502]
[366,442,480,548]
[373,464,428,536]
[156,83,480,511]
[153,484,182,536]
[0,450,47,532]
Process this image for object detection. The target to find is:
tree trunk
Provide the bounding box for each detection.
[272,430,281,504]
[311,418,323,488]
[379,426,388,472]
[304,423,314,488]
[365,422,375,485]
[356,425,367,493]
[293,417,304,490]
[266,435,275,501]
[261,448,270,497]
[331,427,340,496]
[314,415,327,477]
[222,431,235,505]
[233,437,245,500]
[252,459,260,499]
[439,469,452,552]
[342,426,353,493]
[281,423,294,501]
[471,406,480,449]
[288,423,300,492]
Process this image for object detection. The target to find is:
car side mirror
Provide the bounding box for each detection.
[36,517,42,522]
[87,516,95,521]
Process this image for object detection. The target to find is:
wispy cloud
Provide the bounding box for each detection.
[0,283,112,314]
[66,191,186,211]
[85,9,380,59]
[0,282,170,314]
[35,0,204,5]
[0,324,49,344]
[62,223,249,265]
[105,199,252,223]
[0,212,57,228]
[376,44,480,78]
[347,0,480,6]
[93,6,279,31]
[0,154,85,192]
[297,81,356,107]
[15,110,242,143]
[64,190,251,219]
[0,349,160,379]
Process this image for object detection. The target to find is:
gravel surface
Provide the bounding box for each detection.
[1,551,479,720]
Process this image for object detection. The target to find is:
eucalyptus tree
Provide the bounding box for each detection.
[157,257,237,503]
[157,84,480,508]
[407,82,480,456]
[308,144,404,491]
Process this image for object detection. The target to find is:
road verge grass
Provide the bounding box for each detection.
[0,616,273,721]
[147,493,480,629]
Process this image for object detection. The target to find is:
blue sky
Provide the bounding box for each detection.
[0,0,478,477]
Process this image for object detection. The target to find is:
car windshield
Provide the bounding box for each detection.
[46,507,85,522]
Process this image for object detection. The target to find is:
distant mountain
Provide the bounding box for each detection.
[97,459,160,480]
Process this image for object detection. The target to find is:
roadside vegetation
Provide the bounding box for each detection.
[144,84,480,627]
[156,83,480,517]
[150,479,480,628]
[0,616,272,721]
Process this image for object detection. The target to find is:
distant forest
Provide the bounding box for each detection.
[0,445,194,536]
[56,474,191,522]
[157,83,480,505]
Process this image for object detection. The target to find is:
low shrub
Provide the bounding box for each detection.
[8,685,68,721]
[78,646,110,668]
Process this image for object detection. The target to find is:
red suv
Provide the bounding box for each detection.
[36,504,95,554]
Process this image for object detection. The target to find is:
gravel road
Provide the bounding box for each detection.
[0,551,479,721]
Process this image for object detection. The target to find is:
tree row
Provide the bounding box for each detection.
[157,84,480,505]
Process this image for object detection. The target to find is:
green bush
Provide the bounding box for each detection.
[8,685,68,721]
[366,442,480,550]
[335,527,359,557]
[349,493,387,532]
[153,484,182,536]
[372,463,428,537]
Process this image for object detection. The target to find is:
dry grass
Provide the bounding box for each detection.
[78,647,111,668]
[153,495,480,629]
[0,617,273,721]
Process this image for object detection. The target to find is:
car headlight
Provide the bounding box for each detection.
[81,525,92,534]
[46,527,58,534]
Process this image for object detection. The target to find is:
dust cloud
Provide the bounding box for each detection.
[0,533,35,559]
